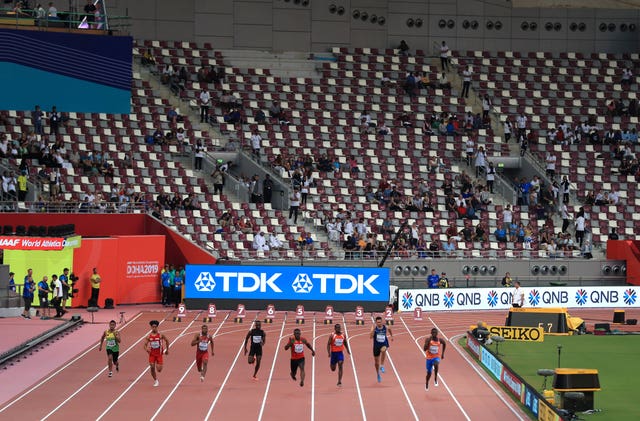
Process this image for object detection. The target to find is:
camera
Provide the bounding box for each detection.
[69,273,79,298]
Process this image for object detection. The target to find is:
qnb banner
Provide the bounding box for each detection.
[0,235,82,251]
[399,286,639,311]
[185,265,390,302]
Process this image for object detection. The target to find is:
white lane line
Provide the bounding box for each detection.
[93,312,203,421]
[310,314,317,421]
[150,313,231,421]
[204,316,263,420]
[449,333,527,421]
[256,313,288,421]
[371,316,419,421]
[341,314,366,421]
[0,312,144,414]
[399,315,471,421]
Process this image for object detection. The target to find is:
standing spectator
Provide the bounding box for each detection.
[574,207,586,247]
[269,101,282,120]
[51,274,65,318]
[503,118,513,142]
[263,174,273,204]
[250,129,262,159]
[211,167,224,195]
[439,41,450,72]
[89,267,101,308]
[33,105,44,135]
[49,105,60,136]
[486,162,496,193]
[37,275,51,318]
[160,264,172,307]
[516,112,528,139]
[173,266,184,308]
[461,66,472,98]
[289,188,301,224]
[17,171,28,201]
[512,281,524,308]
[398,39,410,56]
[560,202,570,233]
[561,176,570,204]
[194,139,205,170]
[22,272,35,319]
[199,88,211,123]
[482,95,492,120]
[474,146,486,177]
[427,269,440,289]
[621,68,633,86]
[250,175,263,203]
[545,152,557,179]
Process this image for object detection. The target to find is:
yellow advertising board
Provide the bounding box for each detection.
[488,325,545,342]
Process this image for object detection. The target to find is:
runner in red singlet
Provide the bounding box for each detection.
[191,324,214,382]
[284,328,315,387]
[143,320,170,387]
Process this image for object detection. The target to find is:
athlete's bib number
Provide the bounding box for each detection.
[106,339,116,347]
[294,343,304,353]
[334,338,343,347]
[252,335,262,344]
[150,340,161,349]
[429,345,439,354]
[199,341,209,351]
[376,333,386,343]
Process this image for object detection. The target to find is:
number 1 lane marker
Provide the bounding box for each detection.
[399,315,471,421]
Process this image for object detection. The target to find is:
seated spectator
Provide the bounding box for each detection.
[377,123,392,136]
[269,101,282,119]
[181,193,199,210]
[223,108,242,125]
[442,237,457,255]
[142,49,156,66]
[167,106,181,125]
[197,66,208,83]
[254,109,267,124]
[621,68,633,86]
[269,232,284,250]
[438,272,449,288]
[252,231,269,252]
[417,71,435,90]
[237,216,253,234]
[398,39,410,56]
[494,223,508,242]
[582,240,593,259]
[342,235,357,259]
[438,72,451,89]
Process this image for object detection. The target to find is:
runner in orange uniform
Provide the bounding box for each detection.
[327,323,351,386]
[423,328,446,391]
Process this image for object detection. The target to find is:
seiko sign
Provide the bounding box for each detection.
[186,265,390,302]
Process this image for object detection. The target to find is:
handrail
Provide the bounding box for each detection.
[0,201,147,213]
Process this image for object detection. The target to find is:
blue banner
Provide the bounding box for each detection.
[185,265,390,302]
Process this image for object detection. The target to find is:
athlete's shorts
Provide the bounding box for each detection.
[249,343,263,357]
[196,351,209,369]
[39,296,49,308]
[330,351,344,366]
[107,349,119,364]
[290,357,305,374]
[426,357,440,373]
[149,352,164,365]
[373,343,388,357]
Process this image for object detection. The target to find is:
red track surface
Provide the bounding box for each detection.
[4,307,634,420]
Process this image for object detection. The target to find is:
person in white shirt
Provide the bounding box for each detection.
[503,119,513,142]
[194,140,205,170]
[269,233,284,250]
[502,204,513,225]
[252,232,269,252]
[199,89,211,123]
[516,113,528,138]
[545,153,557,178]
[326,218,341,242]
[461,66,472,98]
[512,281,524,308]
[47,2,58,19]
[439,41,450,72]
[250,130,262,159]
[575,208,586,247]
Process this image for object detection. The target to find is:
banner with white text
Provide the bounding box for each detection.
[185,265,390,302]
[399,286,639,311]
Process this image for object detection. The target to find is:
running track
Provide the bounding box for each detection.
[0,309,531,420]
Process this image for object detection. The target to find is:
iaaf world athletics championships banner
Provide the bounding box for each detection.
[185,265,390,302]
[399,286,639,311]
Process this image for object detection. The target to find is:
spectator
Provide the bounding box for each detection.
[439,41,450,72]
[199,88,211,123]
[461,65,472,98]
[250,129,262,159]
[501,272,513,287]
[427,269,440,289]
[252,232,269,252]
[289,187,301,224]
[438,72,451,90]
[398,39,410,56]
[269,232,284,250]
[512,281,524,308]
[254,109,267,124]
[269,101,282,120]
[494,223,508,242]
[582,240,593,259]
[482,95,492,120]
[621,68,633,86]
[438,272,449,288]
[608,228,619,240]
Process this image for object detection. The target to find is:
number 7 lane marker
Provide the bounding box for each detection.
[399,315,472,420]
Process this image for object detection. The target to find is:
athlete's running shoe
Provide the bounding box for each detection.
[434,379,439,387]
[200,376,205,382]
[377,373,382,383]
[252,376,259,381]
[425,383,429,391]
[290,372,296,381]
[300,380,304,387]
[116,363,119,372]
[108,371,113,377]
[380,366,385,373]
[153,380,159,387]
[337,382,342,387]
